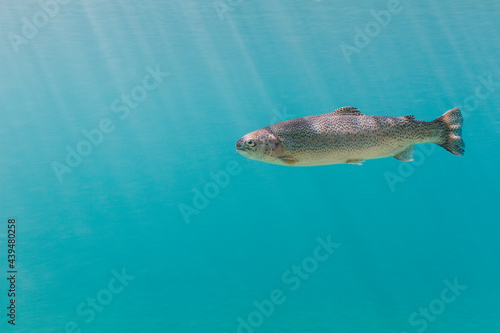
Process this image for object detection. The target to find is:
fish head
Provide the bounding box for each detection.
[235,128,284,163]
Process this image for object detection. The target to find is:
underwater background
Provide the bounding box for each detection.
[1,1,499,332]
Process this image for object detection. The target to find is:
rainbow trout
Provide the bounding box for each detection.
[235,107,464,166]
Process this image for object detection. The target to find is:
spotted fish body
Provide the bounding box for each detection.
[235,107,464,166]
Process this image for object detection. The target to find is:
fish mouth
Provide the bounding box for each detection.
[236,147,251,158]
[236,145,250,153]
[236,139,254,157]
[235,138,247,151]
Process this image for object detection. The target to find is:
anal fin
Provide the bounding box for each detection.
[393,146,414,161]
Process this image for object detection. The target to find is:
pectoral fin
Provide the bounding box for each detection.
[393,146,414,161]
[279,156,299,165]
[346,159,365,165]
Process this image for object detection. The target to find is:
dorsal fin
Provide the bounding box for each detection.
[332,106,363,116]
[405,115,415,120]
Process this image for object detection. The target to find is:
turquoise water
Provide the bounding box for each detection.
[1,1,499,332]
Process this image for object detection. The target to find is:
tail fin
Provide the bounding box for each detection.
[435,108,465,156]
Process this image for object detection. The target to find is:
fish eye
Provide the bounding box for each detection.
[247,140,256,147]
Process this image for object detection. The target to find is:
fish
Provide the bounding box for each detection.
[235,106,464,166]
